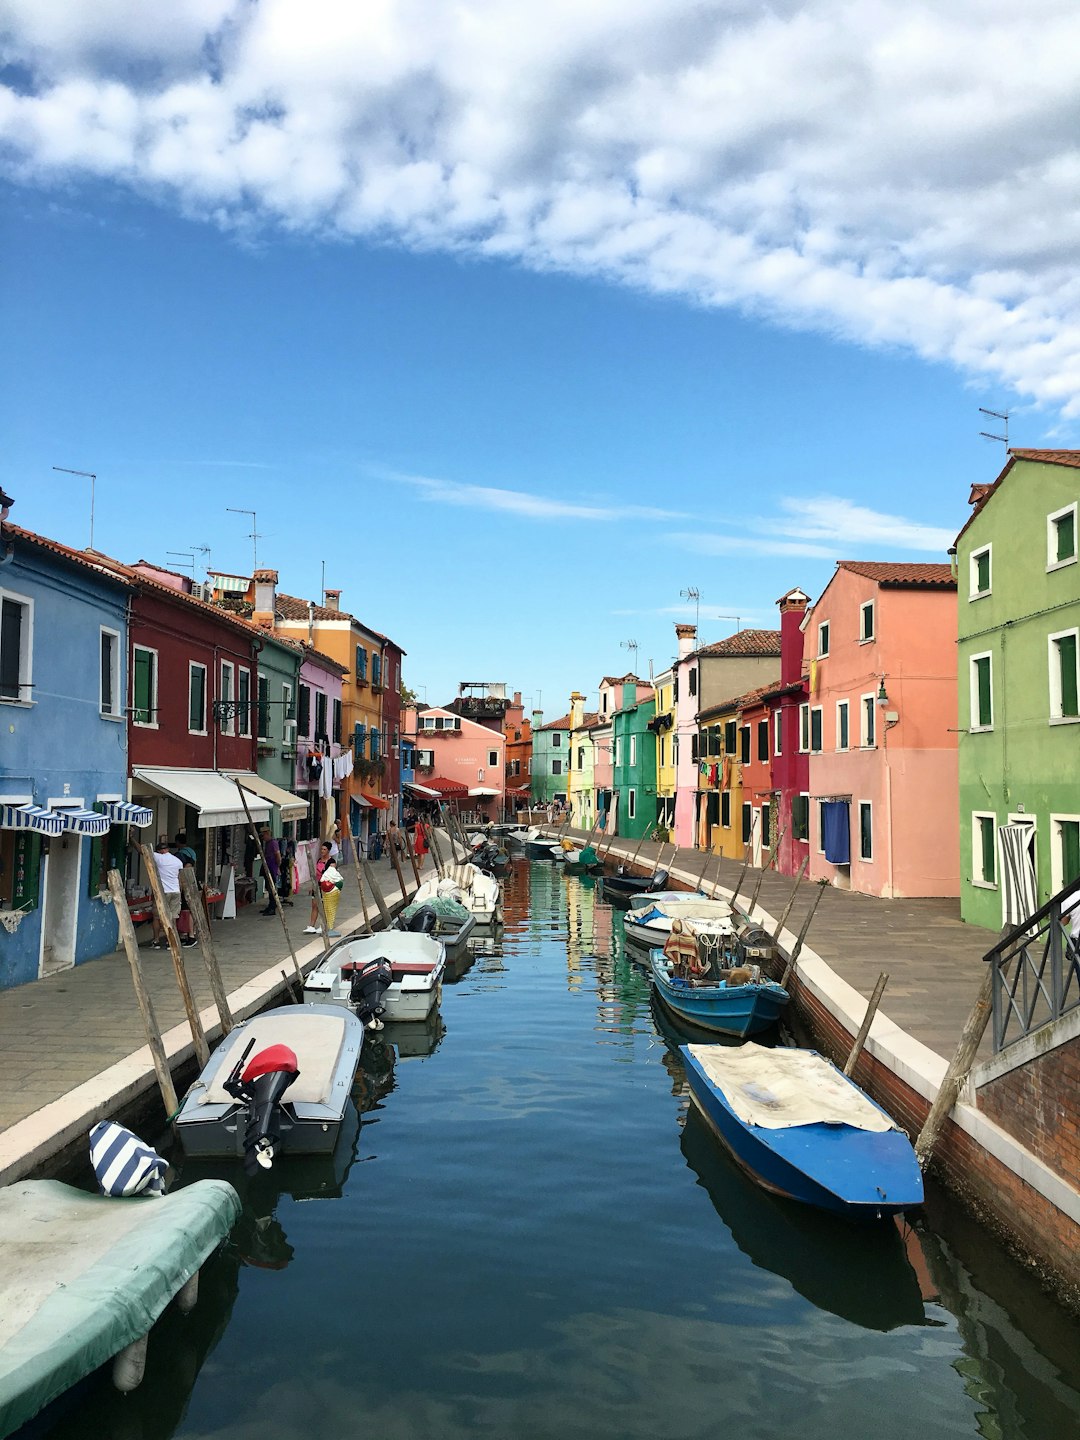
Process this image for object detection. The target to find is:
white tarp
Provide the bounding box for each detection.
[686,1042,895,1132]
[999,822,1039,928]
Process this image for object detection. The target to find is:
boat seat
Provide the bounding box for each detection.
[196,1013,348,1106]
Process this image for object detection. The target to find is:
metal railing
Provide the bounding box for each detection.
[984,876,1080,1052]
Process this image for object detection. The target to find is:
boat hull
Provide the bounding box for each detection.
[303,933,446,1022]
[649,952,788,1037]
[680,1046,924,1219]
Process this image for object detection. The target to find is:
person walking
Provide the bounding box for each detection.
[150,837,184,949]
[304,841,332,934]
[319,857,344,937]
[277,838,296,907]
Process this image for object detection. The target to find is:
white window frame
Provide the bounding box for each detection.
[188,661,208,735]
[1050,813,1080,894]
[774,710,782,755]
[971,810,998,889]
[0,586,34,706]
[421,714,436,730]
[810,705,823,754]
[220,660,235,735]
[816,800,827,855]
[488,749,499,768]
[282,681,293,739]
[99,626,122,718]
[859,599,875,643]
[1048,627,1080,724]
[858,801,873,862]
[628,788,636,820]
[552,732,562,748]
[836,699,849,752]
[817,621,830,658]
[629,734,637,766]
[860,693,876,749]
[131,643,158,728]
[798,702,810,753]
[551,757,562,776]
[969,651,994,732]
[257,671,270,741]
[969,543,992,600]
[1047,502,1078,571]
[237,668,251,738]
[613,736,621,766]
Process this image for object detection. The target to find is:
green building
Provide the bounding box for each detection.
[612,682,657,839]
[956,450,1080,927]
[531,708,571,808]
[254,633,305,829]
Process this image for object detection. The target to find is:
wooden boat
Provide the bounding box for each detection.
[681,1041,925,1220]
[398,895,477,955]
[304,931,446,1022]
[524,828,562,859]
[563,843,604,875]
[650,948,789,1037]
[623,896,734,949]
[411,862,502,924]
[601,866,671,905]
[175,1005,364,1164]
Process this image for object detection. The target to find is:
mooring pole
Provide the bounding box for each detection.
[108,869,180,1118]
[772,857,809,941]
[138,841,210,1069]
[914,965,994,1168]
[844,971,889,1077]
[234,781,311,974]
[780,879,829,987]
[179,864,233,1034]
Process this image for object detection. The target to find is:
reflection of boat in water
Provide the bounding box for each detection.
[680,1107,927,1332]
[383,1011,446,1060]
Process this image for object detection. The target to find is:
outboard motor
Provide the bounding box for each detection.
[406,904,439,935]
[223,1039,300,1175]
[349,957,393,1029]
[648,869,670,892]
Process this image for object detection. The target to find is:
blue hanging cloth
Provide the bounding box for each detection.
[822,801,851,865]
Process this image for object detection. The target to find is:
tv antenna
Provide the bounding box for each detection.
[166,551,195,575]
[620,638,639,673]
[979,408,1009,448]
[680,585,701,630]
[226,508,263,571]
[52,466,97,549]
[192,544,212,579]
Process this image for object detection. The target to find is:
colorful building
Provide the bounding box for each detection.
[956,451,1080,925]
[738,685,775,866]
[651,667,676,839]
[503,691,533,811]
[808,562,958,898]
[611,681,657,839]
[293,644,347,841]
[567,692,600,828]
[696,695,744,860]
[413,705,506,821]
[760,588,811,879]
[531,710,571,809]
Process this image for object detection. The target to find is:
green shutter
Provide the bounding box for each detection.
[13,833,41,910]
[1056,511,1076,563]
[1057,634,1078,717]
[976,656,992,727]
[979,816,995,884]
[189,666,205,730]
[976,549,990,592]
[838,705,848,749]
[1061,821,1080,888]
[811,709,822,752]
[133,648,152,723]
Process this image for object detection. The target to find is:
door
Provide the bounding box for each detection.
[752,809,763,867]
[40,834,82,976]
[1002,814,1037,927]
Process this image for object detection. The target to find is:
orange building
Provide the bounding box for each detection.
[503,690,533,811]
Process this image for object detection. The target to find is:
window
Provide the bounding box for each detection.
[969,653,993,731]
[761,805,771,847]
[818,621,830,657]
[0,591,32,703]
[577,747,584,770]
[1050,814,1080,894]
[1048,503,1078,569]
[219,661,235,735]
[258,673,270,739]
[628,789,636,820]
[489,749,500,767]
[859,802,873,861]
[371,652,382,688]
[99,628,121,716]
[817,801,828,854]
[188,662,207,733]
[861,693,876,747]
[757,720,769,762]
[552,758,563,775]
[132,645,157,726]
[774,711,782,755]
[354,722,367,760]
[792,793,810,842]
[741,803,753,844]
[970,544,992,599]
[739,725,750,764]
[972,812,997,887]
[332,698,342,745]
[721,791,731,828]
[1049,629,1079,721]
[552,733,562,748]
[421,714,435,730]
[810,707,823,753]
[629,735,637,765]
[370,727,380,760]
[297,683,312,737]
[417,747,434,768]
[688,668,697,696]
[315,690,328,739]
[237,669,251,737]
[860,600,875,642]
[724,720,737,754]
[282,681,293,730]
[355,645,368,682]
[836,700,849,752]
[799,703,810,752]
[690,733,697,762]
[0,830,41,909]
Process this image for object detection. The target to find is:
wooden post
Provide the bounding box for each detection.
[362,858,393,928]
[694,848,713,892]
[234,782,311,975]
[772,857,809,941]
[108,869,179,1118]
[624,826,651,875]
[388,826,411,906]
[179,865,233,1034]
[781,879,829,987]
[746,825,786,918]
[349,844,373,934]
[599,792,621,857]
[728,814,757,907]
[915,965,994,1168]
[427,821,448,878]
[138,842,210,1069]
[404,824,422,885]
[844,970,889,1077]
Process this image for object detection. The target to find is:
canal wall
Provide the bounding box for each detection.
[571,834,1080,1314]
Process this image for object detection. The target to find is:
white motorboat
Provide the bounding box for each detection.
[304,931,446,1022]
[623,896,735,949]
[411,863,502,925]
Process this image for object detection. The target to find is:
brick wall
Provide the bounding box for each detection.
[976,1035,1080,1190]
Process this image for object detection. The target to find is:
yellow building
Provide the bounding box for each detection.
[566,691,600,830]
[651,667,676,840]
[697,696,744,860]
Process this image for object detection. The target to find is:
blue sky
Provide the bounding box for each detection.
[3,2,1079,717]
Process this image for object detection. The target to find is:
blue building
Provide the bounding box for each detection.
[0,525,141,989]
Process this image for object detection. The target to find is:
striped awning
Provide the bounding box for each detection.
[0,803,64,836]
[57,808,111,837]
[102,801,154,828]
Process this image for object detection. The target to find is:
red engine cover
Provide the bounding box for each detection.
[242,1044,299,1083]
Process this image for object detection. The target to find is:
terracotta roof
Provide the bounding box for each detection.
[968,482,997,507]
[1008,448,1080,468]
[599,673,643,686]
[1,524,134,591]
[301,644,347,676]
[735,682,777,711]
[275,592,396,647]
[572,712,600,730]
[690,629,781,660]
[957,449,1080,545]
[837,561,955,589]
[537,713,573,731]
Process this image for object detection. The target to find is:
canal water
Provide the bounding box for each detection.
[40,863,1080,1440]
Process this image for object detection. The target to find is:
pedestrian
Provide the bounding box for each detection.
[277,838,296,907]
[328,821,341,861]
[304,841,333,934]
[413,821,428,860]
[319,858,344,937]
[260,827,281,915]
[150,836,183,949]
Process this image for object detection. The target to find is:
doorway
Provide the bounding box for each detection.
[40,833,82,976]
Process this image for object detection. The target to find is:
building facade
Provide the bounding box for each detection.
[414,705,506,820]
[611,682,657,839]
[651,668,676,839]
[531,711,571,809]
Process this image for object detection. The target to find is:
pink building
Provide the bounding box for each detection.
[807,562,959,898]
[294,646,347,841]
[414,705,506,821]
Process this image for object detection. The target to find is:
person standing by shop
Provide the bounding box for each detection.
[150,837,183,949]
[319,857,344,937]
[304,841,332,934]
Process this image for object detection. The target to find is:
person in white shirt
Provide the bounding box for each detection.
[151,837,184,949]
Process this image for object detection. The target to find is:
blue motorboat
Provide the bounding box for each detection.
[680,1042,924,1220]
[649,949,788,1037]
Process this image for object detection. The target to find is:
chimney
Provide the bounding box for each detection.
[675,622,697,663]
[532,708,544,729]
[324,588,341,612]
[777,587,810,687]
[513,691,521,706]
[252,568,278,629]
[569,690,584,731]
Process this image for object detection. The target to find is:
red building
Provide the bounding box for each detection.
[737,685,774,865]
[379,636,405,815]
[503,691,533,810]
[760,588,811,878]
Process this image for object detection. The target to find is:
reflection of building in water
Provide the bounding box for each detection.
[501,857,532,929]
[564,875,594,990]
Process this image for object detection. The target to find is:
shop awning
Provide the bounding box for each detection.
[57,808,111,837]
[102,801,154,828]
[361,792,390,810]
[0,803,64,837]
[468,786,500,797]
[223,771,308,823]
[404,782,441,798]
[427,777,469,796]
[132,768,271,830]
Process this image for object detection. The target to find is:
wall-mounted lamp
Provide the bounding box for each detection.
[876,678,888,705]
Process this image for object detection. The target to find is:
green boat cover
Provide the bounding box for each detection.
[0,1177,240,1437]
[401,895,470,922]
[579,846,599,865]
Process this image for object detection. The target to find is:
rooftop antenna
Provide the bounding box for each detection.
[620,638,639,674]
[166,550,195,575]
[192,544,211,579]
[680,585,701,630]
[226,507,262,571]
[52,466,97,549]
[321,559,326,606]
[979,407,1009,448]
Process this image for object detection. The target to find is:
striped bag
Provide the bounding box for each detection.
[89,1121,167,1198]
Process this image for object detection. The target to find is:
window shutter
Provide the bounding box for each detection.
[133,648,152,723]
[1058,634,1078,717]
[12,832,41,910]
[297,685,311,736]
[1057,511,1076,563]
[977,657,991,727]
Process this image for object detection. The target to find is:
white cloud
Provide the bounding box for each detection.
[4,1,1080,410]
[386,469,685,521]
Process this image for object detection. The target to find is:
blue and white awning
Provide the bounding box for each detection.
[0,803,64,836]
[57,808,111,837]
[101,801,154,828]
